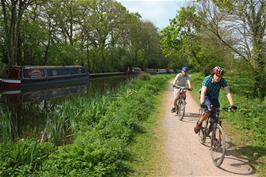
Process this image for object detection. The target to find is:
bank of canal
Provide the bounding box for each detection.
[0,75,135,144]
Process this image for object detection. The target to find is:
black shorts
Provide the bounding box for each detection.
[202,96,220,123]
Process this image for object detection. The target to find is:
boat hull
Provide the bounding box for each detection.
[0,65,89,90]
[0,79,21,89]
[23,75,89,88]
[1,75,89,90]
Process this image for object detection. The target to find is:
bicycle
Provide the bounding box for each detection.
[173,85,191,121]
[198,105,237,167]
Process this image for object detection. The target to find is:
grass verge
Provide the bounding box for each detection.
[130,82,169,177]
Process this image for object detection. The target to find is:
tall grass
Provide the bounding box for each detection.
[0,108,12,143]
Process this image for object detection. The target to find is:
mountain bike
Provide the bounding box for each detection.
[198,106,237,167]
[173,85,191,121]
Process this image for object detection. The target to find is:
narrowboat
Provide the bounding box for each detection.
[0,65,89,89]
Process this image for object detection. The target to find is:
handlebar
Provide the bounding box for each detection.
[200,104,237,112]
[172,85,192,91]
[221,106,237,112]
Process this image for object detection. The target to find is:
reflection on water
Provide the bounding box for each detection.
[0,75,134,144]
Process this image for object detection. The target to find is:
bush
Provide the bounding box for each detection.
[138,72,151,80]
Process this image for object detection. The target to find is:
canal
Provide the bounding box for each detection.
[0,75,134,144]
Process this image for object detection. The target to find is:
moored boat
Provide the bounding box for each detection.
[0,65,89,89]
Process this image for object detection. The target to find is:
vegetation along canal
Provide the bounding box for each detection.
[0,75,135,144]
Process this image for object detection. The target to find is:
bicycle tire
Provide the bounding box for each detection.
[175,102,179,116]
[198,119,207,144]
[178,99,185,120]
[210,124,226,167]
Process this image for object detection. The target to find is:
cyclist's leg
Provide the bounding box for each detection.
[207,109,217,135]
[171,88,180,112]
[194,96,211,133]
[183,91,187,104]
[210,99,221,141]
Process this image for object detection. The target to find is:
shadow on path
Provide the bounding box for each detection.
[218,156,256,176]
[176,112,199,123]
[220,142,266,176]
[213,141,257,175]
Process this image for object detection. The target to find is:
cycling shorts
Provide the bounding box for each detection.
[202,96,220,123]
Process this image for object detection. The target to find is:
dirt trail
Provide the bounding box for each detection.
[162,82,256,177]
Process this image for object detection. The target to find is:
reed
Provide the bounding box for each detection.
[0,109,12,143]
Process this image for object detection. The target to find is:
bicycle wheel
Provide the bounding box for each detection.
[198,119,207,144]
[178,99,185,120]
[210,124,226,167]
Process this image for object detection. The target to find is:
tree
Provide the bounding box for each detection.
[160,7,204,70]
[140,21,162,68]
[78,0,129,72]
[198,0,266,97]
[1,0,33,66]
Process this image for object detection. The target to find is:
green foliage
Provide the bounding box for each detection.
[39,75,169,176]
[0,140,55,177]
[0,75,170,176]
[0,108,12,143]
[138,72,151,80]
[0,0,166,71]
[197,0,266,98]
[160,6,231,72]
[0,61,7,77]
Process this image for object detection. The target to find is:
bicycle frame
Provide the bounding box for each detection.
[198,107,221,142]
[198,107,226,167]
[174,86,187,120]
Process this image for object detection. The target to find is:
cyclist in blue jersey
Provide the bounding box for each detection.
[194,66,237,133]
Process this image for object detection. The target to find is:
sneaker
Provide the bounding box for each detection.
[171,107,176,113]
[194,121,202,134]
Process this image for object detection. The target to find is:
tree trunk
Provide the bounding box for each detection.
[1,0,28,66]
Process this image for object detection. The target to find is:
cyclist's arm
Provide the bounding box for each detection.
[172,74,179,86]
[224,86,234,106]
[200,86,207,105]
[187,80,192,90]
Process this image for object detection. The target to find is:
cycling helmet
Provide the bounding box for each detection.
[212,66,224,76]
[182,66,189,72]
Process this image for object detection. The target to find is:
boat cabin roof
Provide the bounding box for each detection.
[8,65,83,68]
[21,65,83,69]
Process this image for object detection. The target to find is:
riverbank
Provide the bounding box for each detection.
[90,72,126,77]
[0,74,171,176]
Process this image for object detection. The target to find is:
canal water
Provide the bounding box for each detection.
[0,75,134,144]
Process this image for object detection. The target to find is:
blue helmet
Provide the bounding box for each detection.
[182,66,189,72]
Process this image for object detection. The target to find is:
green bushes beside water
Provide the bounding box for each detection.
[190,73,266,176]
[0,75,170,176]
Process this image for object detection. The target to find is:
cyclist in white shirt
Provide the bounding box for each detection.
[171,66,193,113]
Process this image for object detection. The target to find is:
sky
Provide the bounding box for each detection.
[117,0,193,30]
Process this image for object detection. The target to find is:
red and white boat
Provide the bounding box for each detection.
[0,65,89,90]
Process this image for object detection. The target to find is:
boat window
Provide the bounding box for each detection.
[7,68,20,79]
